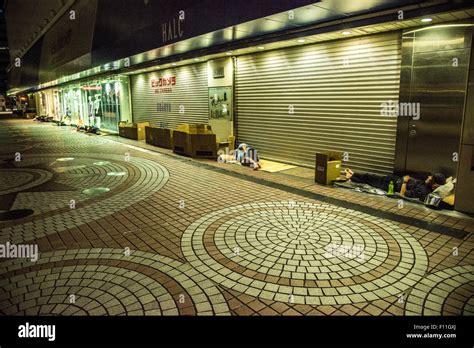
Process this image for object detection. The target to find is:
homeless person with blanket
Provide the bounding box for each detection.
[218,143,261,170]
[344,169,446,201]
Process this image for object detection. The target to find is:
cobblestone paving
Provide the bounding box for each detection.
[181,201,428,305]
[0,119,472,316]
[405,265,473,316]
[1,154,169,243]
[0,249,229,316]
[0,168,53,195]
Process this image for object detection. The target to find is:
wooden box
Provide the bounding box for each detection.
[188,133,217,158]
[172,131,217,158]
[145,126,172,149]
[118,122,149,140]
[172,130,188,155]
[176,123,212,134]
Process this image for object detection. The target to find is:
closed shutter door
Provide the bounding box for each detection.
[235,32,401,174]
[130,62,208,128]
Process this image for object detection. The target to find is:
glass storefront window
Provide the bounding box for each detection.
[56,75,130,132]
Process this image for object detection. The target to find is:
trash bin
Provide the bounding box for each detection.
[315,151,343,185]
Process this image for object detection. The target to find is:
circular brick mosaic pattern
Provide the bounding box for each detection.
[32,136,109,150]
[0,168,54,195]
[0,143,33,154]
[405,265,474,316]
[0,136,33,144]
[1,154,169,244]
[0,249,230,316]
[182,201,429,305]
[0,125,109,155]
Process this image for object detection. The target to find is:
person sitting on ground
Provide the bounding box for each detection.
[60,107,72,126]
[344,169,446,201]
[235,143,261,170]
[218,143,261,170]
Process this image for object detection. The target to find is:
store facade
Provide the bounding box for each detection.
[130,57,234,143]
[12,1,473,175]
[127,26,469,178]
[234,32,401,174]
[130,63,208,129]
[75,21,472,180]
[127,32,402,174]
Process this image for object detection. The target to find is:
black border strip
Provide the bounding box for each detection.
[0,315,472,346]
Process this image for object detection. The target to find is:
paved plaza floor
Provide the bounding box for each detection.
[0,119,473,316]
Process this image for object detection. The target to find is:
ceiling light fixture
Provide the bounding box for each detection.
[257,46,265,50]
[421,18,432,22]
[341,31,351,35]
[297,39,306,43]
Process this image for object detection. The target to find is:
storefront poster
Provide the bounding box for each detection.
[209,87,232,120]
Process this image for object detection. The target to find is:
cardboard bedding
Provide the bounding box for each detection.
[333,181,435,206]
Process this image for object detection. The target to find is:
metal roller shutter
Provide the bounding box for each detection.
[235,32,401,174]
[130,62,208,128]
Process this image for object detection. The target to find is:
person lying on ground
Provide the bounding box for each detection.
[344,169,446,201]
[218,143,261,170]
[85,125,100,134]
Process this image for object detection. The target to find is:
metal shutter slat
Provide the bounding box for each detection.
[130,63,208,128]
[235,32,401,174]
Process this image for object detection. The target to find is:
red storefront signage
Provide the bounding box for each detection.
[151,76,176,94]
[151,77,176,87]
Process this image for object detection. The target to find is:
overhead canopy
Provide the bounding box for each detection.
[7,0,473,94]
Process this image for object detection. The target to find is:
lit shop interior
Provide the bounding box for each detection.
[35,75,131,132]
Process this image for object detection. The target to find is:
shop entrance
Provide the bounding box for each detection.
[81,78,128,132]
[395,26,472,177]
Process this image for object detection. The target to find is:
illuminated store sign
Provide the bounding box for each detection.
[151,77,176,87]
[151,77,176,94]
[161,13,184,44]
